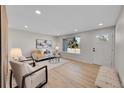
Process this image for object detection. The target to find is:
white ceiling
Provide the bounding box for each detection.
[7,5,121,36]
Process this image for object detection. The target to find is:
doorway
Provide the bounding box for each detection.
[92,29,114,67]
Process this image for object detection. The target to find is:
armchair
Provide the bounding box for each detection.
[10,61,48,88]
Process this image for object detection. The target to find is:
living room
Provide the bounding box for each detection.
[1,4,124,89]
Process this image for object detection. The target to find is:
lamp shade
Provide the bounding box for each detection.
[10,48,22,59]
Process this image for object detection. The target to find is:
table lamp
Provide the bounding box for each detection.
[10,48,22,61]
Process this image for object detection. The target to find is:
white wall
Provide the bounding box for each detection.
[8,28,56,57]
[115,6,124,87]
[57,26,115,64]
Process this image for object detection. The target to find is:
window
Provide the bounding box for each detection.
[63,36,80,54]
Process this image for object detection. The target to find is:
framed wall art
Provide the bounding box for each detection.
[36,39,52,50]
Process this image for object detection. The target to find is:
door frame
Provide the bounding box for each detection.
[0,5,1,88]
[0,5,8,88]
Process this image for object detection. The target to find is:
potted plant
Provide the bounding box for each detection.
[67,37,79,53]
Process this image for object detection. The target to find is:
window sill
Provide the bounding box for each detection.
[61,51,80,55]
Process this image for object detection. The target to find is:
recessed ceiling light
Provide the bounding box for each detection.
[35,10,41,15]
[99,23,103,26]
[74,29,78,32]
[24,25,28,28]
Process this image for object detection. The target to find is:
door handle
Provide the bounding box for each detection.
[93,48,95,52]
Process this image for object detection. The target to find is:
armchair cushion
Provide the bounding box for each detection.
[24,63,34,87]
[31,67,46,87]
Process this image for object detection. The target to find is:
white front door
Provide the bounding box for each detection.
[92,30,114,67]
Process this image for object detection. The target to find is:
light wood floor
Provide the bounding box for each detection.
[46,59,100,88]
[6,58,100,88]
